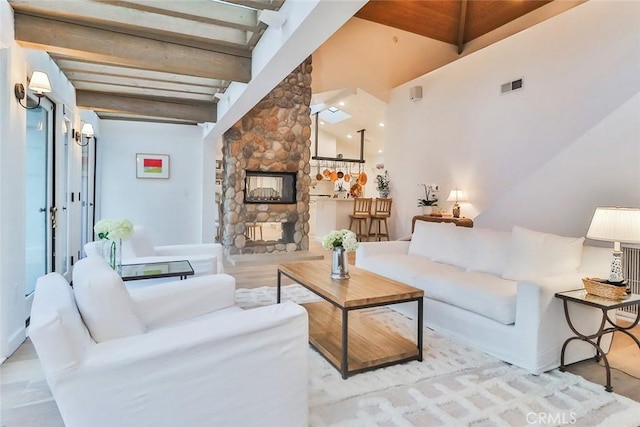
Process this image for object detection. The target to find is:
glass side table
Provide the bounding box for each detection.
[120,260,194,282]
[555,289,640,392]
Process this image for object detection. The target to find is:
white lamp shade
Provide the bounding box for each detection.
[586,207,640,243]
[81,123,95,137]
[28,71,52,94]
[446,188,468,203]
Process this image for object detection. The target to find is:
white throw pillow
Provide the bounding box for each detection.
[408,221,456,260]
[73,257,147,343]
[465,228,512,276]
[430,225,474,269]
[502,226,585,281]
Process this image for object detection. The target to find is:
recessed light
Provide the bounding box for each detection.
[347,134,352,139]
[379,122,385,127]
[378,150,383,153]
[339,101,345,106]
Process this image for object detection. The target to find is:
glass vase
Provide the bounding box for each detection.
[108,239,123,274]
[331,247,350,280]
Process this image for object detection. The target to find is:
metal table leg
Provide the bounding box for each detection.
[341,308,349,379]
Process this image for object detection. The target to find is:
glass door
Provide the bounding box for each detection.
[25,97,54,297]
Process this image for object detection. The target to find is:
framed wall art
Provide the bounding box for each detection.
[136,153,170,179]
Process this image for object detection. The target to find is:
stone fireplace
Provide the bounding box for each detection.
[221,57,312,255]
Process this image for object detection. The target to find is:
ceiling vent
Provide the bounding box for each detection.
[501,78,524,95]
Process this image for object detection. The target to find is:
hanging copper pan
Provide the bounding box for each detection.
[337,171,344,179]
[330,171,338,182]
[316,173,323,181]
[322,169,330,177]
[357,171,368,185]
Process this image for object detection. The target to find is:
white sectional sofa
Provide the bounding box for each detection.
[356,220,613,374]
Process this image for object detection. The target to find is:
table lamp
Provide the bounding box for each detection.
[446,188,468,218]
[586,206,640,283]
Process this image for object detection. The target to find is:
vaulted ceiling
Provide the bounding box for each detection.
[10,0,565,125]
[356,0,554,54]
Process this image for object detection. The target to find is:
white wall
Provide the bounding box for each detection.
[98,121,205,246]
[385,1,640,239]
[0,0,81,360]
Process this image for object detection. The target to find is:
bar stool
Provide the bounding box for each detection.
[348,198,372,241]
[368,198,392,241]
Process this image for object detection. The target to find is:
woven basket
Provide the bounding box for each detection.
[582,277,627,299]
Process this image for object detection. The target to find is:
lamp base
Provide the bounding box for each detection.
[608,250,624,283]
[452,203,460,218]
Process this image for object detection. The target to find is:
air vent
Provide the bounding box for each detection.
[501,78,524,94]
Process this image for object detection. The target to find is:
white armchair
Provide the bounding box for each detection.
[85,225,224,275]
[29,257,309,427]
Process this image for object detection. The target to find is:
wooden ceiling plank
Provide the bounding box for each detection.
[464,0,553,42]
[65,71,219,94]
[76,90,217,122]
[356,0,460,45]
[457,0,468,55]
[51,56,225,87]
[72,81,216,102]
[14,13,252,82]
[9,0,249,49]
[98,0,259,31]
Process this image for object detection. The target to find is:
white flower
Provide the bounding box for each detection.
[94,218,134,241]
[321,229,359,252]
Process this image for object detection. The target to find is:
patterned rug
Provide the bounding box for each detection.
[236,285,640,427]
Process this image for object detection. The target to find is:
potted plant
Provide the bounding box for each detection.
[375,170,390,198]
[418,184,438,215]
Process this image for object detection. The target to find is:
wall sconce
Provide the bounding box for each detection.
[14,71,52,109]
[74,123,95,146]
[446,188,468,218]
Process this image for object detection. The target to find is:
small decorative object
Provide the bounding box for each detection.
[321,229,359,279]
[582,277,628,299]
[376,170,390,198]
[586,206,640,286]
[94,218,134,273]
[446,188,468,218]
[335,182,348,199]
[418,183,438,215]
[136,153,170,179]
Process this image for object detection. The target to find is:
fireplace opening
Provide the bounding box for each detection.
[244,170,297,204]
[244,222,295,245]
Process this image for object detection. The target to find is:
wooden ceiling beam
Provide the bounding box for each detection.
[14,13,251,82]
[457,0,468,55]
[65,72,218,95]
[72,82,216,102]
[76,90,217,123]
[100,0,260,31]
[51,56,226,88]
[9,0,249,49]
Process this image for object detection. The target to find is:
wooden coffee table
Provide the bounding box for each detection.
[277,261,424,379]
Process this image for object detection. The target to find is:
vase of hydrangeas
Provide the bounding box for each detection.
[322,229,359,279]
[94,218,134,274]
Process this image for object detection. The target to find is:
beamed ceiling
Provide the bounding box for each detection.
[9,0,282,124]
[10,0,559,125]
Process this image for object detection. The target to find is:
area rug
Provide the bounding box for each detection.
[236,285,640,427]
